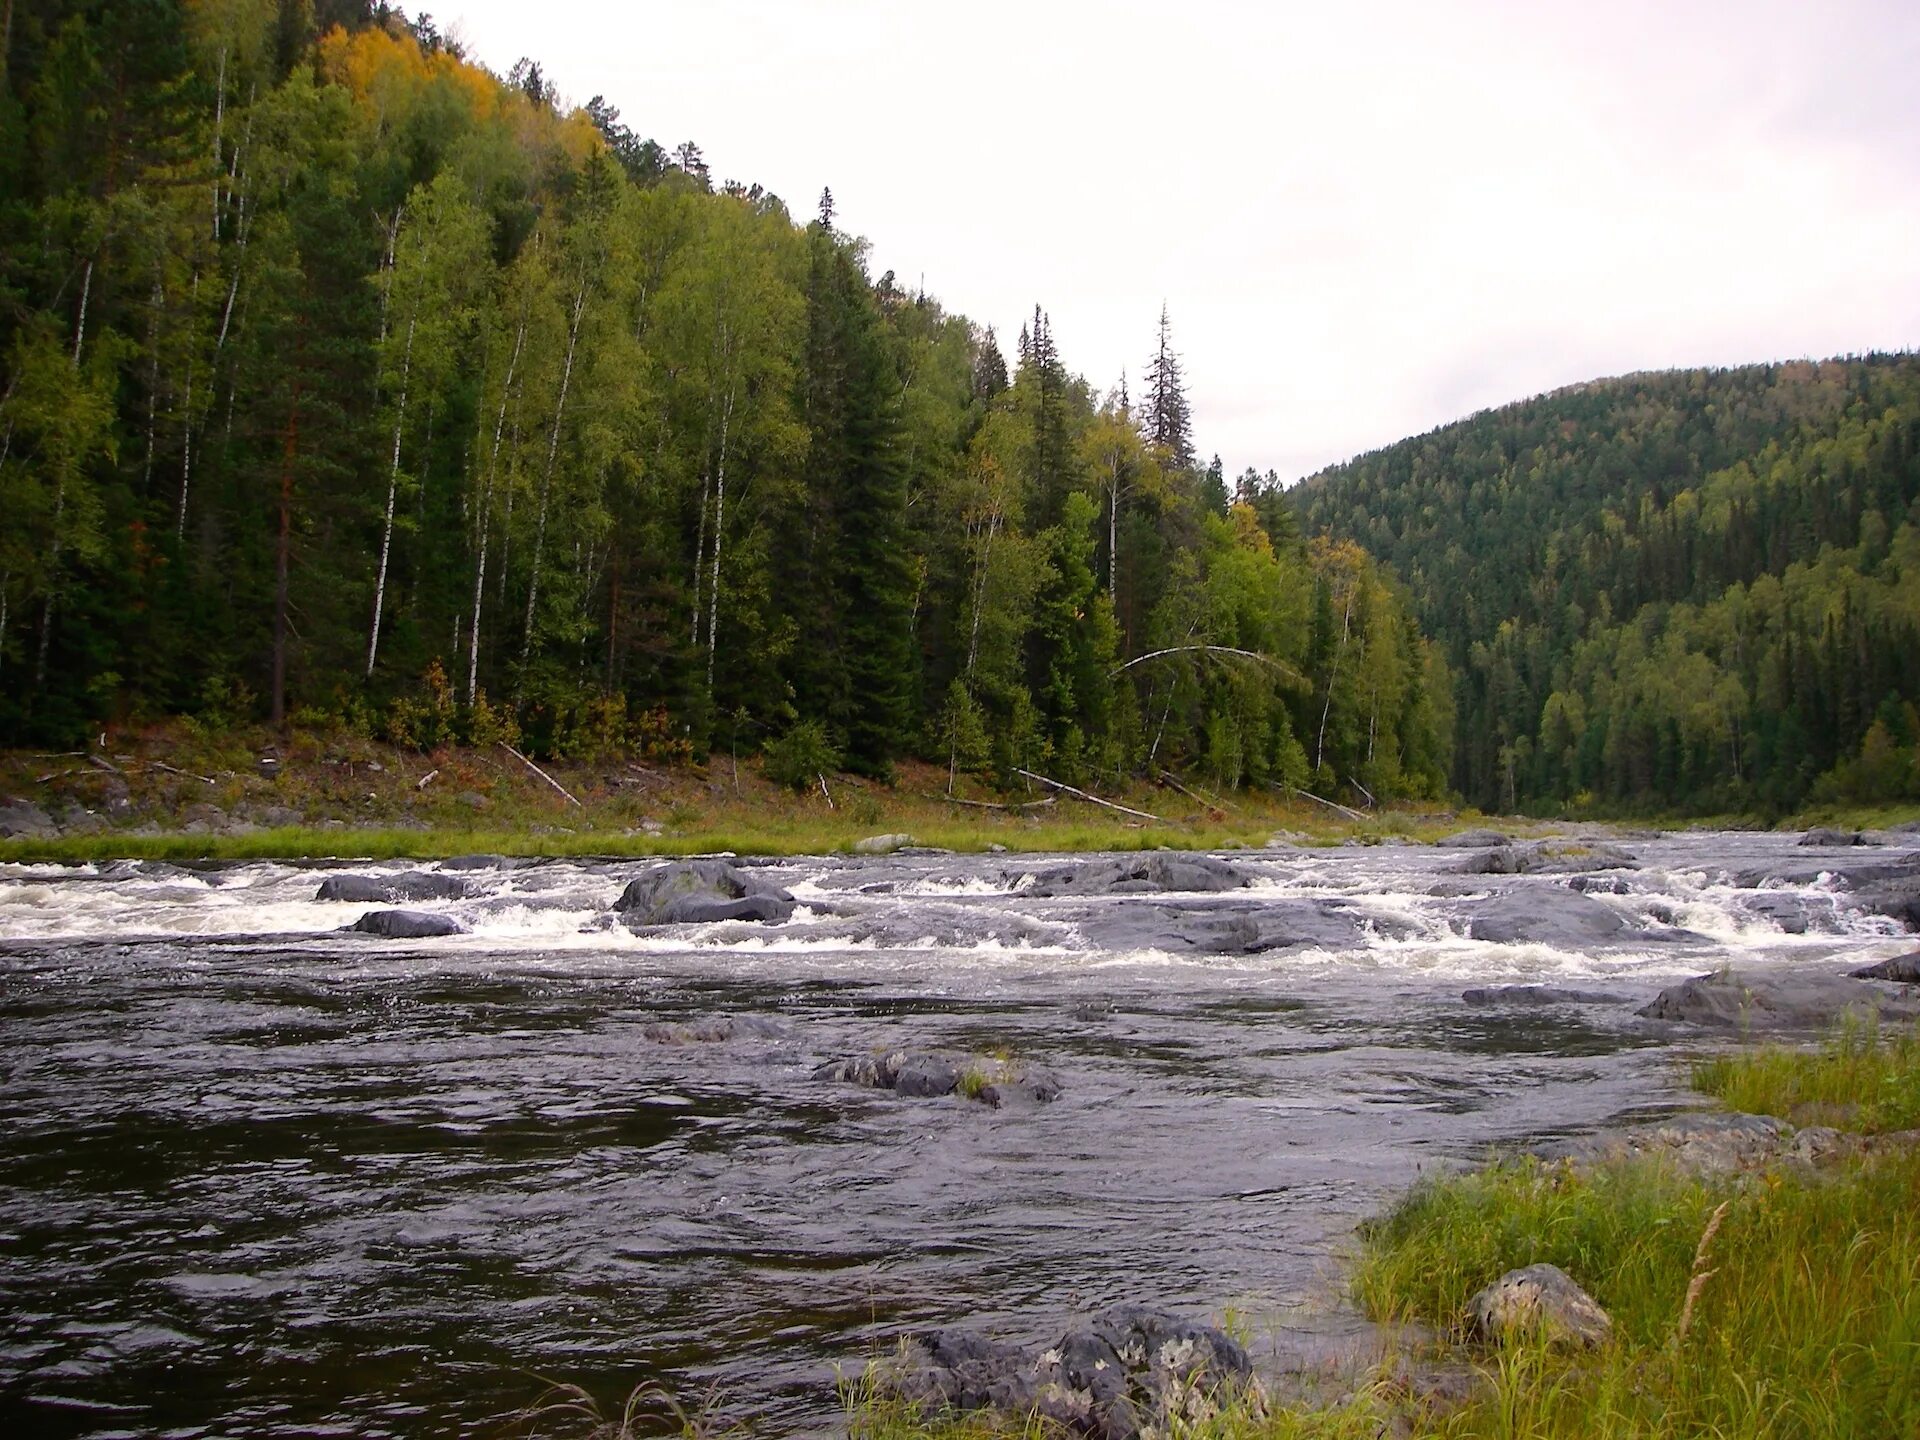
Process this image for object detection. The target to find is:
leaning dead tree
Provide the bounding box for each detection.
[1111,645,1301,684]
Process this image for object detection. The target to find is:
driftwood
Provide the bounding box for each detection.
[1275,783,1366,823]
[502,742,583,808]
[922,793,1057,812]
[149,760,217,784]
[1015,768,1164,823]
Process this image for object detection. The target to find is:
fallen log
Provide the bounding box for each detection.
[1014,768,1164,823]
[921,793,1057,812]
[502,743,583,808]
[1274,783,1366,823]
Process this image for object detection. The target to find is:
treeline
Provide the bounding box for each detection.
[1289,357,1920,813]
[0,0,1450,801]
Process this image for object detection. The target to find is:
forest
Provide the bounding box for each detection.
[0,0,1451,805]
[1288,356,1920,814]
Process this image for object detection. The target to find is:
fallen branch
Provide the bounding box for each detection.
[1275,783,1366,823]
[1111,645,1301,683]
[817,772,834,810]
[416,768,439,791]
[922,793,1057,812]
[502,742,583,808]
[35,768,84,784]
[1345,774,1378,810]
[1015,768,1164,823]
[1157,769,1234,814]
[149,760,217,785]
[87,753,122,775]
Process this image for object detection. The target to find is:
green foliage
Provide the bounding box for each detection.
[762,719,839,791]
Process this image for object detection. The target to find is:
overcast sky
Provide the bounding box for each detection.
[439,0,1920,482]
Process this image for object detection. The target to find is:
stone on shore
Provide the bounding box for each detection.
[890,1306,1262,1440]
[1468,1264,1612,1349]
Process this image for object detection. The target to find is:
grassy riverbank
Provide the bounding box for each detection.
[6,725,1915,864]
[842,1024,1920,1440]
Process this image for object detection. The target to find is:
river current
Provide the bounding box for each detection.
[0,831,1912,1437]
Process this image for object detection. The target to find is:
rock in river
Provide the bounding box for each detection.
[1433,827,1511,848]
[315,872,471,903]
[1021,853,1252,897]
[1452,840,1638,876]
[1851,951,1920,983]
[613,858,794,925]
[888,1306,1262,1440]
[1461,984,1631,1006]
[347,909,466,938]
[1638,966,1920,1031]
[1450,886,1629,946]
[813,1050,1061,1106]
[1798,826,1876,847]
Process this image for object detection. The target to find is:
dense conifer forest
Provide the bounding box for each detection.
[0,0,1452,803]
[1288,356,1920,813]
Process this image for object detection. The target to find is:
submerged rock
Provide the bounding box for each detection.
[640,1015,791,1044]
[613,859,794,925]
[1637,967,1920,1031]
[889,1306,1261,1440]
[1022,853,1253,897]
[315,872,471,903]
[1468,1264,1612,1349]
[813,1050,1061,1106]
[1461,984,1631,1006]
[346,909,466,938]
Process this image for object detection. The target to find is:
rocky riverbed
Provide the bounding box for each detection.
[1,828,1915,1436]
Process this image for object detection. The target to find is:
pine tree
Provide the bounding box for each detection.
[1142,303,1193,471]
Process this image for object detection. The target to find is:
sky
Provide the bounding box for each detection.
[437,0,1920,483]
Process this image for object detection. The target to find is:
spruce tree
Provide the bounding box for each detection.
[1142,303,1194,471]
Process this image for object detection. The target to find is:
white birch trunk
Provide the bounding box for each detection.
[366,315,414,678]
[521,282,587,661]
[469,318,526,702]
[703,386,735,697]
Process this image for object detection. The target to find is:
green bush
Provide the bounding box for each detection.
[763,719,839,792]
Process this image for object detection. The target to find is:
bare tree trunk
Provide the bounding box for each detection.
[1314,591,1353,773]
[0,572,9,682]
[521,281,587,663]
[704,385,735,697]
[965,507,1001,680]
[271,387,300,729]
[366,314,414,678]
[469,317,525,702]
[689,465,709,646]
[142,277,162,490]
[1109,468,1119,602]
[71,258,92,366]
[211,45,226,242]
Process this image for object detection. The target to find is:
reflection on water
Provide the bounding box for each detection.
[0,833,1911,1436]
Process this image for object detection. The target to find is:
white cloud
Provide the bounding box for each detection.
[442,0,1920,480]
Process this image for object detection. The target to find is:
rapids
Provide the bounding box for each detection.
[0,831,1911,1437]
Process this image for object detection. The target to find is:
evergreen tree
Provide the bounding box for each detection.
[1142,302,1193,471]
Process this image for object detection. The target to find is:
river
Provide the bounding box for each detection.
[0,831,1911,1437]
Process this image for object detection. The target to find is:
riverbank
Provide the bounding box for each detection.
[843,1022,1920,1440]
[4,724,1914,864]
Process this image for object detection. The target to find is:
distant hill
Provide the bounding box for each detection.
[1288,356,1920,813]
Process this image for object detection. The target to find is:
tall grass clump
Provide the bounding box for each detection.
[1693,1018,1920,1134]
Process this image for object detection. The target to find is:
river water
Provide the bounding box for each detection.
[0,831,1911,1438]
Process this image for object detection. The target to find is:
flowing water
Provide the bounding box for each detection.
[0,832,1911,1438]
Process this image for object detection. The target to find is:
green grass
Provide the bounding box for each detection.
[1693,1020,1920,1135]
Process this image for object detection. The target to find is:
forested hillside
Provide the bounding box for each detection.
[1289,357,1920,813]
[0,1,1450,801]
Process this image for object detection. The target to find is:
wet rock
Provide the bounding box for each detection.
[890,1306,1260,1440]
[347,909,466,938]
[1453,840,1638,876]
[1434,828,1511,848]
[813,1050,1061,1106]
[1468,1264,1611,1349]
[1453,886,1628,946]
[314,872,472,903]
[852,832,915,854]
[1023,853,1253,897]
[612,859,794,924]
[1461,984,1631,1006]
[640,1015,791,1044]
[1731,852,1920,891]
[1850,951,1920,982]
[0,801,58,838]
[1855,878,1920,930]
[1637,967,1920,1031]
[1077,897,1395,955]
[1798,827,1876,847]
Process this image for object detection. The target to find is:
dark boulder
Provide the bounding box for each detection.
[1461,984,1631,1006]
[1433,828,1511,848]
[890,1306,1261,1440]
[1798,827,1876,847]
[813,1050,1061,1106]
[1851,952,1920,983]
[613,859,794,924]
[1638,967,1920,1032]
[316,872,471,903]
[347,909,466,938]
[1023,853,1252,897]
[1452,886,1628,946]
[1076,897,1399,955]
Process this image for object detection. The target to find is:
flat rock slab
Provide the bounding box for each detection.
[891,1306,1261,1440]
[315,872,471,903]
[1076,897,1398,955]
[1852,952,1920,982]
[1443,886,1630,946]
[813,1050,1061,1107]
[1637,967,1920,1032]
[1468,1264,1611,1349]
[346,909,466,938]
[1022,853,1253,897]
